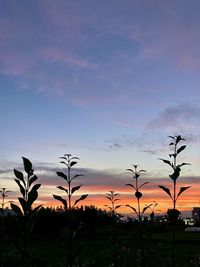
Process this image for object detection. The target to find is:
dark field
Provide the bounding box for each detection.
[1,208,200,267]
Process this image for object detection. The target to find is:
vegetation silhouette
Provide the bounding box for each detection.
[104,190,122,216]
[126,165,151,221]
[53,154,88,267]
[126,164,152,267]
[53,154,88,210]
[159,135,191,267]
[0,188,12,266]
[10,157,42,266]
[0,136,199,266]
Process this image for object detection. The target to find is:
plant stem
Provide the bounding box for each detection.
[173,143,177,210]
[173,180,176,210]
[135,178,141,221]
[68,164,71,210]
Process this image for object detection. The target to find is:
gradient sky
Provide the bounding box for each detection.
[1,0,200,216]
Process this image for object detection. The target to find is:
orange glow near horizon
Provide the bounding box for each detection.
[5,178,200,216]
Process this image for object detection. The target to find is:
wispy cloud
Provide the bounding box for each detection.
[148,103,200,135]
[1,0,199,105]
[40,48,95,70]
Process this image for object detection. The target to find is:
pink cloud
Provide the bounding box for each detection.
[0,52,35,76]
[130,18,200,71]
[40,47,96,69]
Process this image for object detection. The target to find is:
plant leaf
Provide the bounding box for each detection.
[71,157,80,160]
[14,169,25,185]
[178,162,191,167]
[126,184,136,190]
[69,161,77,168]
[14,179,25,198]
[126,168,134,172]
[57,186,68,194]
[18,197,28,213]
[29,184,41,196]
[176,135,183,144]
[138,169,147,173]
[71,185,82,195]
[57,172,68,181]
[10,203,23,216]
[142,204,152,215]
[125,205,137,215]
[59,157,67,160]
[33,204,43,214]
[177,186,191,198]
[115,205,122,210]
[22,157,33,174]
[53,194,67,211]
[28,190,38,206]
[169,167,181,181]
[138,182,149,189]
[29,175,37,187]
[73,194,88,207]
[60,161,68,166]
[71,174,84,181]
[159,158,172,167]
[177,145,186,155]
[158,185,172,199]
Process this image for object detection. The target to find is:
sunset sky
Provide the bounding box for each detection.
[1,0,200,216]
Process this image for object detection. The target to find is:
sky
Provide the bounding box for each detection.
[1,0,200,216]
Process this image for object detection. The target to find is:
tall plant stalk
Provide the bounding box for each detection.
[53,154,88,210]
[126,165,151,267]
[126,165,151,221]
[159,135,191,267]
[104,190,122,216]
[53,154,88,267]
[159,135,191,219]
[104,190,122,267]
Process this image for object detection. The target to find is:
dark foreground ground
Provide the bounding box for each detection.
[1,209,200,267]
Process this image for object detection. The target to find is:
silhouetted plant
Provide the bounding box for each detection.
[53,154,88,267]
[125,164,151,267]
[53,154,88,210]
[1,188,13,236]
[104,190,122,216]
[0,188,12,213]
[126,165,151,221]
[147,201,159,222]
[159,135,191,267]
[10,157,42,264]
[159,135,191,220]
[0,187,12,262]
[104,191,122,267]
